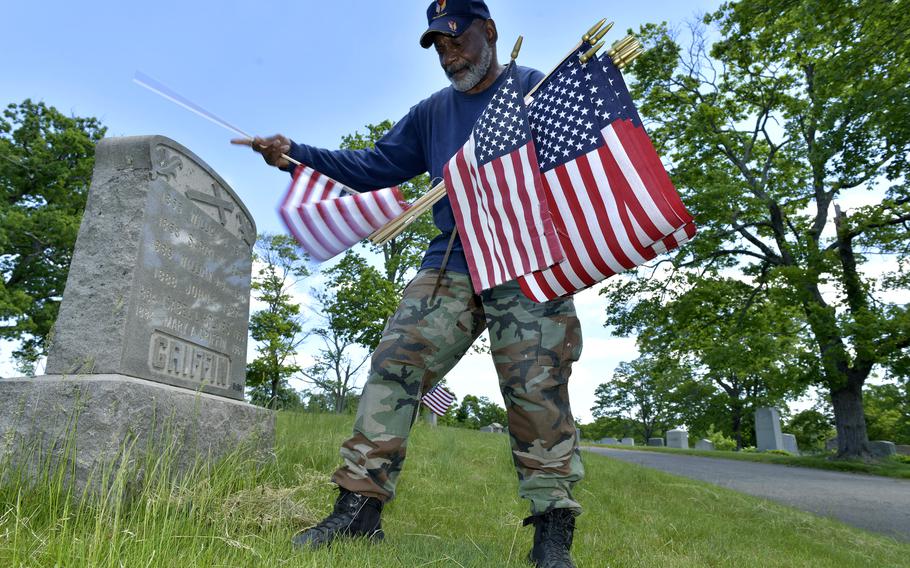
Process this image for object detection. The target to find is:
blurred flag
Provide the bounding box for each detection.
[443,64,564,292]
[279,165,410,262]
[421,384,456,416]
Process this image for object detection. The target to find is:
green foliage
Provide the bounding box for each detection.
[447,394,507,430]
[604,0,910,457]
[321,251,398,350]
[704,425,737,452]
[578,416,639,442]
[786,408,837,452]
[591,356,687,441]
[863,381,910,444]
[247,233,309,409]
[0,99,105,370]
[765,449,793,456]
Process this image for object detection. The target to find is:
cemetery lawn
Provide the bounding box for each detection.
[1,413,908,567]
[586,443,910,480]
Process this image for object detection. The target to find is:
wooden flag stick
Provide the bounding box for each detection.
[132,72,362,195]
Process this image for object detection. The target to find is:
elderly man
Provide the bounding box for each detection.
[239,2,584,565]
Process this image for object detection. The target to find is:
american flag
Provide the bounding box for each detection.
[517,50,695,302]
[421,384,456,416]
[279,164,410,262]
[443,64,564,292]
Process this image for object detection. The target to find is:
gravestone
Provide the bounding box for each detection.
[755,407,784,451]
[896,445,910,456]
[648,438,664,447]
[666,429,688,449]
[621,438,635,446]
[695,439,715,451]
[599,437,618,445]
[826,437,839,452]
[869,441,896,458]
[782,433,799,455]
[480,423,504,433]
[0,136,272,494]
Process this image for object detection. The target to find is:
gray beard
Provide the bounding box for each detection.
[447,42,493,92]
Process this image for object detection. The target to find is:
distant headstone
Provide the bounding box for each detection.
[896,445,910,456]
[648,438,664,447]
[755,407,784,451]
[480,422,504,433]
[666,429,688,449]
[599,437,619,445]
[695,439,715,451]
[869,441,896,458]
[826,437,839,452]
[782,433,799,455]
[621,438,635,446]
[0,136,272,495]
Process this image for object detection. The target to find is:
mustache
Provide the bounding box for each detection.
[445,62,470,77]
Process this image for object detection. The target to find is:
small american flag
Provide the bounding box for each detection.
[443,64,564,292]
[517,50,695,302]
[279,165,410,262]
[421,384,456,416]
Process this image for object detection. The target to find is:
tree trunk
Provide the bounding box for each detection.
[830,378,872,459]
[731,403,743,450]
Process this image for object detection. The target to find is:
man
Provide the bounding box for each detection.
[237,2,584,565]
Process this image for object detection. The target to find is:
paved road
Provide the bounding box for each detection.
[583,447,910,542]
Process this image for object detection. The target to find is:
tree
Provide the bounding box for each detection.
[624,277,817,447]
[0,100,105,373]
[452,394,508,429]
[609,0,910,458]
[246,233,309,410]
[591,357,687,442]
[786,408,836,453]
[863,380,910,445]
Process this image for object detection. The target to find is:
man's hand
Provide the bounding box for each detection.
[230,134,291,169]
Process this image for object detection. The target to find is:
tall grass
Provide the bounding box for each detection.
[1,412,908,567]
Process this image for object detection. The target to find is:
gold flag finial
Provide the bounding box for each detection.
[590,21,613,45]
[582,18,607,43]
[511,36,524,61]
[580,40,606,64]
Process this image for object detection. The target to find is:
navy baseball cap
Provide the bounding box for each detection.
[419,0,491,48]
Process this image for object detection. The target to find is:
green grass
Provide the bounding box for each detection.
[0,412,908,567]
[585,442,910,480]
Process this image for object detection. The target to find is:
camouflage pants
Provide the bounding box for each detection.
[332,269,584,515]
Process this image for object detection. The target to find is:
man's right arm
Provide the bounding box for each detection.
[235,107,427,192]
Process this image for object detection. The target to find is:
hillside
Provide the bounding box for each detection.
[1,412,907,567]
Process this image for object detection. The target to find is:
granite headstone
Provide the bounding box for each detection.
[782,433,799,455]
[0,136,272,495]
[648,438,664,447]
[666,429,689,449]
[755,407,784,452]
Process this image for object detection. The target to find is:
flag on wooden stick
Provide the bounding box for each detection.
[517,49,695,302]
[421,384,456,416]
[279,165,410,262]
[443,64,564,292]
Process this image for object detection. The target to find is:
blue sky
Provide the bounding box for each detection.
[1,0,724,421]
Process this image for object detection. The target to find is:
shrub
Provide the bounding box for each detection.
[705,425,737,452]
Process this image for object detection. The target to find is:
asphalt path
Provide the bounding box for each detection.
[583,446,910,542]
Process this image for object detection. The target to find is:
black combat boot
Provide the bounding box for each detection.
[524,508,577,568]
[291,488,384,549]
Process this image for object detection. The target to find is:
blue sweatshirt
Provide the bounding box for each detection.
[287,64,545,275]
